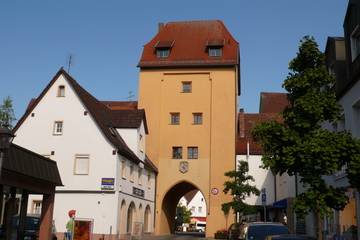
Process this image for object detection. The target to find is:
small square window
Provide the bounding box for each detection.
[193,113,203,125]
[57,85,65,97]
[182,82,192,93]
[74,154,90,175]
[208,47,222,57]
[188,147,198,159]
[53,121,63,135]
[170,113,180,125]
[172,147,182,159]
[157,49,170,58]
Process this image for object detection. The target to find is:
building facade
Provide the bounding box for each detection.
[137,20,240,237]
[13,69,157,239]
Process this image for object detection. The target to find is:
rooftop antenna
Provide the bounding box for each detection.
[67,54,73,73]
[127,91,135,101]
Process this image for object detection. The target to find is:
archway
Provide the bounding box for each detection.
[138,204,143,222]
[127,202,136,233]
[119,200,127,235]
[160,181,206,235]
[144,205,151,232]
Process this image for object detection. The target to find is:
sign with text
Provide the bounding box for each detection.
[133,187,145,198]
[101,178,115,190]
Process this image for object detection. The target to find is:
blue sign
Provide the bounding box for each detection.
[101,178,115,190]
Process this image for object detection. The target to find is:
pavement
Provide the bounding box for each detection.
[141,232,210,240]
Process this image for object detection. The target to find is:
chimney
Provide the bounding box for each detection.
[239,109,245,138]
[158,22,164,33]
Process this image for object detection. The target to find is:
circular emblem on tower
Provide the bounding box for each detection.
[179,161,189,174]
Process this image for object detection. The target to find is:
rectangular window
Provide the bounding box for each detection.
[138,168,143,185]
[188,147,198,159]
[57,85,65,97]
[32,201,42,215]
[182,82,192,93]
[198,206,202,213]
[121,160,126,179]
[139,134,144,153]
[74,154,90,175]
[156,49,170,58]
[53,121,63,135]
[191,206,195,213]
[193,113,203,125]
[172,147,183,159]
[130,165,134,182]
[208,47,222,57]
[170,113,180,125]
[351,25,360,62]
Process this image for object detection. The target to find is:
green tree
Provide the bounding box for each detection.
[252,36,360,238]
[176,204,192,225]
[222,160,260,220]
[0,96,16,129]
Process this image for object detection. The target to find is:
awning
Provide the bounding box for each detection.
[273,198,287,209]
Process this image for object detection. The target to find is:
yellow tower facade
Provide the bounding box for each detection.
[137,20,240,237]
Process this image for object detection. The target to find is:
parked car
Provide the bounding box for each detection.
[228,222,244,239]
[239,222,290,240]
[0,215,57,240]
[265,234,316,240]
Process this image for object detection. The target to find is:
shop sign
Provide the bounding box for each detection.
[101,178,115,190]
[133,187,145,198]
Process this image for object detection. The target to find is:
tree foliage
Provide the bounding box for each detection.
[176,204,192,225]
[0,96,16,129]
[222,160,260,216]
[252,36,360,218]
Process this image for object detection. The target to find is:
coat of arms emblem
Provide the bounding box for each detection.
[179,161,189,174]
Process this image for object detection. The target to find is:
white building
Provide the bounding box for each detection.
[13,68,157,239]
[179,190,207,220]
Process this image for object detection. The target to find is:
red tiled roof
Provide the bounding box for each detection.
[102,101,138,110]
[236,113,283,155]
[13,69,157,173]
[259,92,289,113]
[138,20,239,68]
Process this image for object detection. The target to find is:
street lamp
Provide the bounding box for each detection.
[0,127,15,177]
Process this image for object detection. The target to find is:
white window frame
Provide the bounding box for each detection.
[53,121,63,135]
[156,49,170,58]
[32,200,42,215]
[208,47,222,57]
[74,154,90,175]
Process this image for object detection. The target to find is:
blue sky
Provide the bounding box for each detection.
[1,1,348,120]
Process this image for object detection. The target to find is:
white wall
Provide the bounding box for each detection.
[187,191,207,218]
[236,155,275,206]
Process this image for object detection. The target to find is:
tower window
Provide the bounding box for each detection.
[193,113,203,125]
[208,47,222,57]
[53,121,63,135]
[170,113,180,125]
[188,147,198,159]
[172,147,182,159]
[182,82,192,93]
[156,49,170,58]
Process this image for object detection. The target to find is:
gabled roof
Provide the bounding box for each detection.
[138,20,239,68]
[236,113,283,155]
[109,109,149,134]
[259,92,289,113]
[4,143,62,186]
[14,68,156,172]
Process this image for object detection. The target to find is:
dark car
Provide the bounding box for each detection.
[0,215,57,240]
[239,222,290,240]
[228,223,244,239]
[265,234,316,240]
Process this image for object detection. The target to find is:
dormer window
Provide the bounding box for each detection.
[208,47,222,57]
[157,49,170,58]
[57,85,65,97]
[154,40,174,59]
[206,39,224,57]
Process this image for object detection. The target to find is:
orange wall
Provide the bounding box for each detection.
[138,67,238,237]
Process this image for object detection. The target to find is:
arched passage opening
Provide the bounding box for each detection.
[119,200,127,235]
[160,181,207,235]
